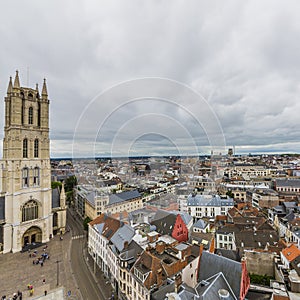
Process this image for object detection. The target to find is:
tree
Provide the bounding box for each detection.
[249,274,273,286]
[226,190,234,199]
[64,175,77,192]
[83,216,92,231]
[51,181,62,190]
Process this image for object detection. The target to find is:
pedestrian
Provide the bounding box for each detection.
[42,278,46,284]
[1,295,6,300]
[17,291,22,300]
[44,291,47,296]
[41,261,43,267]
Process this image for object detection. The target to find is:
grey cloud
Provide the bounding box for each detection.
[0,0,300,156]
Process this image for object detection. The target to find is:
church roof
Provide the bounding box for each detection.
[0,196,5,220]
[52,188,60,208]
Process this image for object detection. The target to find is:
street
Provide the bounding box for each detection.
[68,209,112,300]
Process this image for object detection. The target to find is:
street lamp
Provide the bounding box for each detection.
[56,260,61,286]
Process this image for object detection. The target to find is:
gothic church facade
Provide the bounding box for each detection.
[0,71,66,253]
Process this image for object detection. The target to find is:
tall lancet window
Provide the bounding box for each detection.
[34,139,39,158]
[28,107,33,125]
[23,139,28,158]
[22,167,29,187]
[37,102,41,127]
[21,92,25,125]
[33,167,40,186]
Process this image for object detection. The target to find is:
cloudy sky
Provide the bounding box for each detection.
[1,0,300,157]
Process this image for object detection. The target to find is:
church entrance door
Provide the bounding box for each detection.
[22,226,42,246]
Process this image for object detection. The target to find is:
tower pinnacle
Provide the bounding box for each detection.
[7,76,13,94]
[42,78,48,97]
[13,70,20,89]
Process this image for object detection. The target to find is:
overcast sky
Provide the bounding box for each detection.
[1,0,300,158]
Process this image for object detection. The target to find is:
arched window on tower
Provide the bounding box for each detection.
[28,107,33,125]
[22,167,29,187]
[33,167,40,186]
[22,200,38,222]
[37,102,41,127]
[23,139,28,158]
[21,91,25,125]
[34,139,39,158]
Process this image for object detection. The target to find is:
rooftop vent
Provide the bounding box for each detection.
[218,289,230,299]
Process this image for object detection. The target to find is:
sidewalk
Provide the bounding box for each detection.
[0,232,81,300]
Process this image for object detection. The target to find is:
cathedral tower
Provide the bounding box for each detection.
[0,71,52,253]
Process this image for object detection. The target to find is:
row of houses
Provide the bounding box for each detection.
[87,212,251,300]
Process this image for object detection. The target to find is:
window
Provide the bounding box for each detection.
[23,139,28,158]
[22,168,29,187]
[28,107,33,124]
[22,200,38,222]
[33,167,40,186]
[34,139,39,158]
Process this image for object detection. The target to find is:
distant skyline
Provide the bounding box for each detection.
[1,1,300,158]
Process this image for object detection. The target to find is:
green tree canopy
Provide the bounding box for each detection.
[51,181,62,190]
[83,216,92,231]
[64,175,77,192]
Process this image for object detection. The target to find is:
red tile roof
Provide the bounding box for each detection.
[282,244,300,262]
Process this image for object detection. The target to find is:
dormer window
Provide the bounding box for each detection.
[134,266,149,282]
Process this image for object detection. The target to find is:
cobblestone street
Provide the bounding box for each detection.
[0,232,81,300]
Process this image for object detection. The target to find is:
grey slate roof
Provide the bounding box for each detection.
[0,196,5,220]
[108,190,140,205]
[171,211,193,225]
[152,209,192,226]
[187,194,234,207]
[151,214,177,236]
[85,191,96,206]
[276,178,300,187]
[198,251,242,299]
[110,224,135,252]
[196,272,236,300]
[152,209,170,222]
[95,223,104,234]
[151,283,176,300]
[215,249,241,262]
[52,188,60,208]
[193,219,208,230]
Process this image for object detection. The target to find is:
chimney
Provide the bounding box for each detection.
[156,241,166,255]
[196,244,204,281]
[157,268,163,286]
[174,274,182,294]
[124,241,128,250]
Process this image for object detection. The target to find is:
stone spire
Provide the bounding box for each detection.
[7,76,13,94]
[13,70,20,89]
[60,182,66,208]
[42,78,48,97]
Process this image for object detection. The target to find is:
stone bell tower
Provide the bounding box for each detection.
[0,71,52,253]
